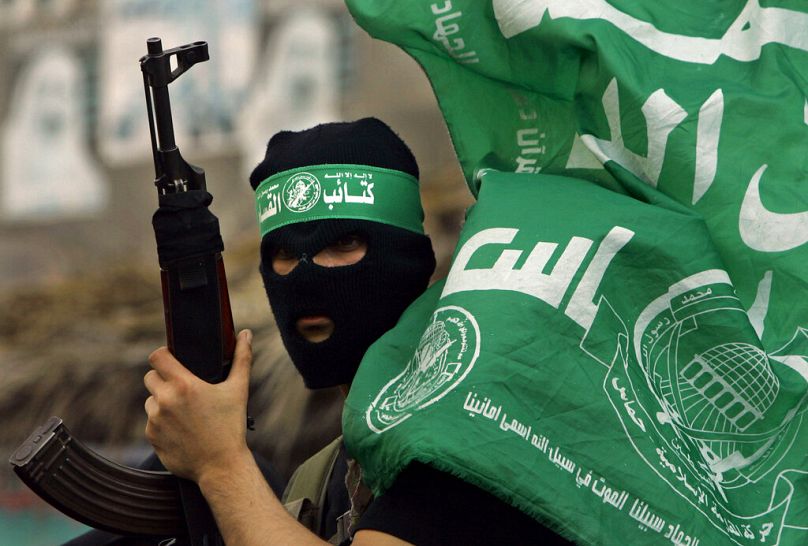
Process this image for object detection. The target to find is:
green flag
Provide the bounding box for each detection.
[342,2,808,544]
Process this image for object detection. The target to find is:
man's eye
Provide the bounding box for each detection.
[271,247,299,275]
[274,248,296,260]
[332,234,364,252]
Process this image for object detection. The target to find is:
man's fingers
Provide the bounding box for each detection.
[143,399,160,451]
[227,329,253,390]
[143,369,162,395]
[148,346,191,381]
[144,395,158,418]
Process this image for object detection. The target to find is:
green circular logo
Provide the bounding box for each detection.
[282,172,321,213]
[366,305,480,433]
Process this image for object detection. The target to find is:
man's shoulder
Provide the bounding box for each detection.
[283,435,344,504]
[281,435,345,537]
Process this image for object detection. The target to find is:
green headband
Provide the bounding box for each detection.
[254,164,424,237]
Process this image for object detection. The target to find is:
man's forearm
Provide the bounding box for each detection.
[197,448,327,546]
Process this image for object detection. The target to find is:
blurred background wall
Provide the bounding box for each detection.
[0,0,470,543]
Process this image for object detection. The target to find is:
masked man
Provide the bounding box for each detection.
[144,118,569,545]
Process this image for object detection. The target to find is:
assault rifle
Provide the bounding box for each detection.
[10,38,236,544]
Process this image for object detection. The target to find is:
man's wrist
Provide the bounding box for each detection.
[196,446,255,493]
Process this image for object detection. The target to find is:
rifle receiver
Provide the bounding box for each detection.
[140,38,209,194]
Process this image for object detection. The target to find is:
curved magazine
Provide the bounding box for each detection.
[9,416,185,537]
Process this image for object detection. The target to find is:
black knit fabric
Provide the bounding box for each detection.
[260,218,435,388]
[249,117,419,190]
[249,118,435,389]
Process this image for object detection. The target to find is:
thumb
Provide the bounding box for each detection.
[227,329,253,391]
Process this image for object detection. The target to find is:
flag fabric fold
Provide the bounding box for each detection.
[342,2,808,544]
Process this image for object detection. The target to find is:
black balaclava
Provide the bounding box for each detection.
[249,118,436,388]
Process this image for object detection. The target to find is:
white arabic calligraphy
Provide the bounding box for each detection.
[580,78,686,188]
[322,179,375,209]
[739,164,808,252]
[442,225,632,321]
[430,1,479,63]
[492,0,808,64]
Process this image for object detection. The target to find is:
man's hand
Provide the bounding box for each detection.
[144,329,254,483]
[143,329,411,546]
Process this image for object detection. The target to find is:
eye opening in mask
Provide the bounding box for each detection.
[271,231,367,275]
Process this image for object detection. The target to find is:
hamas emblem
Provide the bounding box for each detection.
[626,273,804,492]
[367,305,480,433]
[584,269,808,542]
[282,172,321,213]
